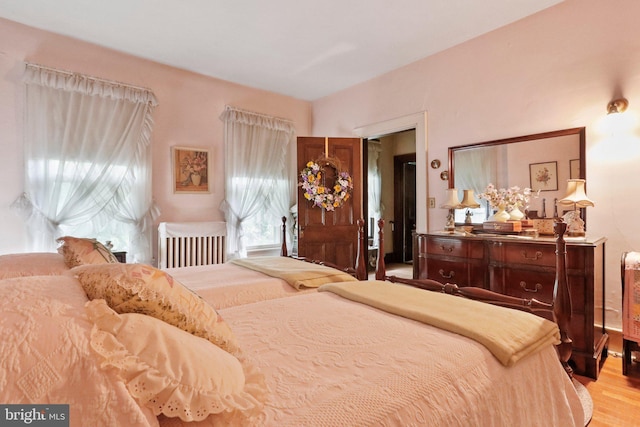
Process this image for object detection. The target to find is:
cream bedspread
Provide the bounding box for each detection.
[161,291,583,427]
[230,256,357,289]
[320,280,560,367]
[164,263,316,309]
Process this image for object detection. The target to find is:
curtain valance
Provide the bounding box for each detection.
[24,63,158,107]
[219,105,295,134]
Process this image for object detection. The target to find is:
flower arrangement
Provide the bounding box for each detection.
[299,160,353,211]
[181,152,207,177]
[478,183,536,212]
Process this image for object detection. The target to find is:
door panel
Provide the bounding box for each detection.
[297,137,362,271]
[392,153,416,263]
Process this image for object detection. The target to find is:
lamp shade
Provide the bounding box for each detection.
[441,188,462,209]
[559,179,594,208]
[460,189,480,208]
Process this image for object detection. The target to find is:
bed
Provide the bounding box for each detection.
[0,221,584,427]
[160,218,368,309]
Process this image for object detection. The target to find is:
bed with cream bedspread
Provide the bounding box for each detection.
[162,289,583,427]
[164,256,356,309]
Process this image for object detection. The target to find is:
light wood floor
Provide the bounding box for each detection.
[575,354,640,426]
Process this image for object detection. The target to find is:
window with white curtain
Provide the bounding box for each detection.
[453,145,501,224]
[219,106,295,259]
[12,64,159,263]
[367,139,383,246]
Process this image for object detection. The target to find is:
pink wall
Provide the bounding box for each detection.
[311,0,640,330]
[0,18,311,257]
[1,1,638,329]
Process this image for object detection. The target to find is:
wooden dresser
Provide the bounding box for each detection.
[414,231,608,379]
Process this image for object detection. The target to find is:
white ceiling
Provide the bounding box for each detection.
[0,0,562,101]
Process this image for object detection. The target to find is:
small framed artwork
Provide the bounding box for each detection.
[529,161,558,192]
[570,159,580,179]
[172,146,210,193]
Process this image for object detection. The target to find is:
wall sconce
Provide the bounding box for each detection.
[607,98,629,114]
[558,179,594,237]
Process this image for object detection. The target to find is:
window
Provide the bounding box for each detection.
[219,106,295,259]
[13,64,158,263]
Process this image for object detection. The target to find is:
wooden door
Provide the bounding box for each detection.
[392,153,416,263]
[297,137,363,272]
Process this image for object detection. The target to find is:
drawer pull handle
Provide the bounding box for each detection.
[520,281,542,293]
[439,245,454,253]
[439,269,455,279]
[521,250,543,260]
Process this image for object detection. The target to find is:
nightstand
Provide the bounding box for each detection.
[112,251,127,263]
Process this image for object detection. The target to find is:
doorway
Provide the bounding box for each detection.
[365,130,416,266]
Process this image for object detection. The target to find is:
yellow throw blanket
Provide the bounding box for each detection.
[319,280,560,367]
[230,256,358,290]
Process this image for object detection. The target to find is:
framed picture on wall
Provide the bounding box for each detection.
[172,146,210,193]
[529,161,558,192]
[570,159,580,179]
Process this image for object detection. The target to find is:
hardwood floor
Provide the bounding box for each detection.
[575,353,640,426]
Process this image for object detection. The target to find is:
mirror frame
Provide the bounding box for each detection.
[448,127,586,221]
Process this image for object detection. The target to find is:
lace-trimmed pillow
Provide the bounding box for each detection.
[71,263,239,354]
[85,299,266,422]
[0,252,69,279]
[57,236,119,268]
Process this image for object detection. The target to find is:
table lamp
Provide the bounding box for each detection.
[558,179,594,237]
[460,189,480,224]
[441,188,462,232]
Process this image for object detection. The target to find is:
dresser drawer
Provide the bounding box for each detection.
[489,242,587,270]
[488,242,556,267]
[490,268,586,314]
[423,259,485,288]
[425,236,484,259]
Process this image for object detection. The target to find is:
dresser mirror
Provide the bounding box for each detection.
[448,127,586,224]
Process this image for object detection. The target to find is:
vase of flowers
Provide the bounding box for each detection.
[478,184,536,222]
[509,205,525,221]
[180,152,207,186]
[488,202,510,222]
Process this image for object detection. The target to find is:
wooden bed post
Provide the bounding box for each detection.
[375,219,386,281]
[280,216,288,257]
[355,218,367,280]
[553,220,573,377]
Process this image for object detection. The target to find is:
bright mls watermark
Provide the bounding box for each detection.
[0,405,69,426]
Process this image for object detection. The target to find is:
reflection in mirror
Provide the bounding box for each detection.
[449,128,585,225]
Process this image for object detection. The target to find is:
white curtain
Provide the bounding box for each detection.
[367,140,383,246]
[12,63,159,263]
[219,106,295,259]
[454,145,499,221]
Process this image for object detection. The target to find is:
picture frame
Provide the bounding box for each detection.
[570,159,580,179]
[172,146,210,193]
[529,161,558,192]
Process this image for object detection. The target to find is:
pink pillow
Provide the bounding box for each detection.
[0,275,157,426]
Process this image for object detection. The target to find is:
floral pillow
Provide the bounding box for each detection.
[85,299,266,422]
[0,253,69,279]
[57,236,119,268]
[71,263,239,355]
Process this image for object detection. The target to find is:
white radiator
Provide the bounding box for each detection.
[158,221,226,269]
